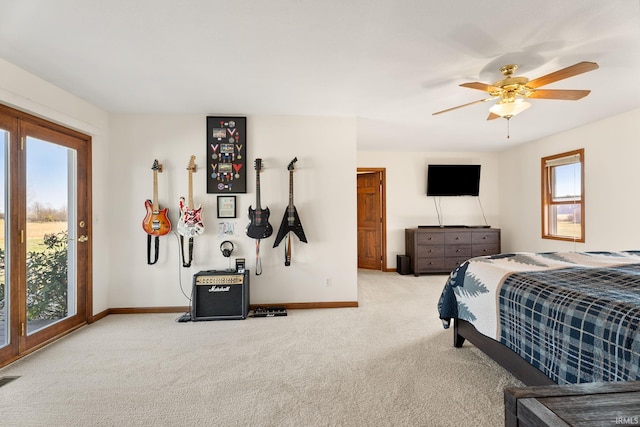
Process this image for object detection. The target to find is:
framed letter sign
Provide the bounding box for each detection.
[207,116,247,193]
[217,196,237,218]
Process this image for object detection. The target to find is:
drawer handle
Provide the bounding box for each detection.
[456,249,462,252]
[482,236,487,240]
[455,237,460,240]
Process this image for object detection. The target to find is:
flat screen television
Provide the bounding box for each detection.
[427,164,481,196]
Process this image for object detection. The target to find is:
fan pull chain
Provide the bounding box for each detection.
[506,118,510,139]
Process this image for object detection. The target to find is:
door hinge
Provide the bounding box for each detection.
[20,229,24,243]
[20,136,24,150]
[21,322,25,336]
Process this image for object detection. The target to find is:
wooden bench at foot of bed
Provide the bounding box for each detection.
[504,381,640,427]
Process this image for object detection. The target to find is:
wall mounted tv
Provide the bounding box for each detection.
[427,164,481,196]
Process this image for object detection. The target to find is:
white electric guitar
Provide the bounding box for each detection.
[177,155,205,237]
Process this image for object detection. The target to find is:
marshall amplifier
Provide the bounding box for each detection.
[191,270,250,321]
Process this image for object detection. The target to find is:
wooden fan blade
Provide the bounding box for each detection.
[460,82,502,92]
[487,112,501,121]
[432,98,494,115]
[528,89,591,100]
[527,61,599,89]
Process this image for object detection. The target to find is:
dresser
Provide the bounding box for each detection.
[404,227,500,275]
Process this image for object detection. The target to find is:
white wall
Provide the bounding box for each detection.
[108,114,358,308]
[499,108,640,253]
[0,57,359,311]
[0,58,112,315]
[357,151,501,268]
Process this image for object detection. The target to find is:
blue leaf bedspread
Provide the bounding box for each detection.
[437,251,640,384]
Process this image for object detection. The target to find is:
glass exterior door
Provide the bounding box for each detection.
[0,105,91,367]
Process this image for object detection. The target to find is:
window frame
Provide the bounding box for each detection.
[541,148,585,242]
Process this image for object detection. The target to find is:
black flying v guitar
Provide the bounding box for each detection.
[246,158,273,240]
[273,157,307,265]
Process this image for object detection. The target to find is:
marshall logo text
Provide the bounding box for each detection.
[208,285,231,293]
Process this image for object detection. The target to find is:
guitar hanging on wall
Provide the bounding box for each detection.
[142,159,171,265]
[246,158,272,274]
[177,155,204,267]
[246,158,273,239]
[273,157,307,266]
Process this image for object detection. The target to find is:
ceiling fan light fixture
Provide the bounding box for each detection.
[489,99,531,119]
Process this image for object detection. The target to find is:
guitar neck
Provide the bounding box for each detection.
[256,170,262,210]
[153,169,159,213]
[187,169,194,207]
[288,170,294,212]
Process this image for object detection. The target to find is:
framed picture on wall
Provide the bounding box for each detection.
[207,116,247,193]
[217,195,237,218]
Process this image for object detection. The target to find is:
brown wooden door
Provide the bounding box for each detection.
[357,171,383,270]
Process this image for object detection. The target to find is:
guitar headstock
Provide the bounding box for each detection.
[152,159,163,173]
[254,158,263,172]
[287,157,298,171]
[187,155,197,172]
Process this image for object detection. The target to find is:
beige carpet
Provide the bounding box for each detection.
[0,270,522,426]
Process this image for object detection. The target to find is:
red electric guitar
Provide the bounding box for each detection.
[142,159,172,237]
[177,155,205,238]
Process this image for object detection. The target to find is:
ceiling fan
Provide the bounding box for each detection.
[433,61,599,120]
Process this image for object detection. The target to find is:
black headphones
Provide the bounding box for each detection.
[220,240,234,257]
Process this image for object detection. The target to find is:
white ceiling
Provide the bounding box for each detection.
[0,1,639,152]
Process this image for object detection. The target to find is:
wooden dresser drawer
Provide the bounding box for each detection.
[416,257,445,271]
[472,231,500,244]
[472,243,500,257]
[417,245,445,258]
[416,232,445,245]
[445,244,472,258]
[444,232,471,244]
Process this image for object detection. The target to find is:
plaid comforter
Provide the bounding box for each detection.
[437,251,640,384]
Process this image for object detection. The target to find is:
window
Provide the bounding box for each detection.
[541,149,584,242]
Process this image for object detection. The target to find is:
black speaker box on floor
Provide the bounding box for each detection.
[397,255,411,275]
[191,270,250,321]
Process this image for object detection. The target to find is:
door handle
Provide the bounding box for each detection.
[78,235,88,243]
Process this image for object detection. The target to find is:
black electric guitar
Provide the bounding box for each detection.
[273,157,307,265]
[246,158,273,239]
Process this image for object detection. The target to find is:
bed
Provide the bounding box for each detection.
[437,251,640,386]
